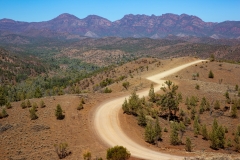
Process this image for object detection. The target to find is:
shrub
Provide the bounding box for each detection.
[145,122,156,144]
[214,100,220,110]
[40,100,46,108]
[170,122,180,145]
[5,101,12,109]
[54,143,70,159]
[77,103,84,110]
[122,81,130,90]
[104,87,112,93]
[195,84,200,90]
[208,70,214,78]
[26,99,31,108]
[202,124,209,140]
[185,137,192,152]
[106,146,130,160]
[1,108,8,118]
[21,101,27,109]
[137,110,146,126]
[29,107,38,120]
[55,104,64,120]
[83,151,91,160]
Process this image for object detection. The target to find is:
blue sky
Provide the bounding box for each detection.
[0,0,239,22]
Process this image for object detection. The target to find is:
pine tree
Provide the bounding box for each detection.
[26,99,31,108]
[170,122,180,145]
[208,70,214,78]
[2,108,8,118]
[148,84,155,102]
[128,90,141,115]
[154,118,162,141]
[40,100,46,108]
[214,100,220,110]
[202,124,209,140]
[29,107,38,120]
[77,102,84,110]
[122,98,130,114]
[231,103,238,118]
[145,122,155,144]
[185,137,192,152]
[218,126,225,149]
[137,110,147,126]
[21,101,27,109]
[158,80,182,121]
[55,104,64,120]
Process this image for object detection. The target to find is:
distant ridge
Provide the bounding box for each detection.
[0,13,240,39]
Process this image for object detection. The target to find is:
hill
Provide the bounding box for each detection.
[1,57,240,159]
[0,13,240,39]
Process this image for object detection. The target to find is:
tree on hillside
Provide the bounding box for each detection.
[185,137,192,152]
[157,80,182,121]
[154,117,162,141]
[148,83,156,102]
[170,122,180,145]
[202,124,209,140]
[208,70,214,78]
[29,106,38,120]
[145,122,156,144]
[122,81,130,90]
[137,110,147,126]
[55,104,64,120]
[127,90,141,115]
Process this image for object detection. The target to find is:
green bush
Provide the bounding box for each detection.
[40,100,46,108]
[208,70,214,78]
[77,103,84,110]
[21,101,27,109]
[185,137,192,152]
[55,104,64,120]
[106,146,130,160]
[29,107,38,120]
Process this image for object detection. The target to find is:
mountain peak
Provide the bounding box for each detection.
[54,13,79,20]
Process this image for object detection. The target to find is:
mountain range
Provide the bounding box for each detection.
[0,13,240,39]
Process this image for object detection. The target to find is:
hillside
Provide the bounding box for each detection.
[1,57,240,159]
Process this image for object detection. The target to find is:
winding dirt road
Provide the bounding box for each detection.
[94,60,205,160]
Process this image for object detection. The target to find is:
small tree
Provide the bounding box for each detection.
[193,116,200,137]
[122,81,130,90]
[214,100,220,110]
[148,84,156,102]
[154,118,162,141]
[5,101,12,109]
[236,85,239,91]
[158,80,182,121]
[137,110,146,126]
[83,151,91,160]
[40,100,46,108]
[2,108,8,118]
[170,122,180,145]
[208,70,214,78]
[122,98,130,114]
[26,99,31,108]
[54,143,70,159]
[202,124,209,140]
[185,137,192,152]
[231,103,238,118]
[21,101,27,109]
[106,146,130,160]
[77,102,84,110]
[29,107,38,120]
[145,122,155,144]
[55,104,64,120]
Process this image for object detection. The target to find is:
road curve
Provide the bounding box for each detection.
[94,60,205,160]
